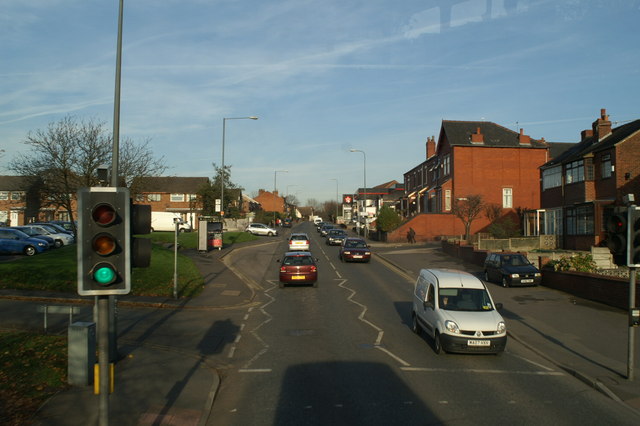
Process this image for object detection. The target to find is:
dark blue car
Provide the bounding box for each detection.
[0,228,50,256]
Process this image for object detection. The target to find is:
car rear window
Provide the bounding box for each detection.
[290,235,308,241]
[283,256,314,266]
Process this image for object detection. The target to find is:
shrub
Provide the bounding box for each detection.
[547,253,597,273]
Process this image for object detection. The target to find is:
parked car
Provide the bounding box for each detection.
[288,233,310,251]
[319,223,335,237]
[50,220,77,233]
[12,226,56,248]
[25,224,75,247]
[277,251,318,288]
[326,229,348,246]
[483,252,542,287]
[31,222,74,235]
[245,223,278,236]
[0,228,50,256]
[339,237,371,262]
[411,268,507,354]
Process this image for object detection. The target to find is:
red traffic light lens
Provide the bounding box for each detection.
[92,233,116,256]
[606,214,626,233]
[92,204,116,226]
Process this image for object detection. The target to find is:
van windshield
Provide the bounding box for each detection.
[439,288,494,312]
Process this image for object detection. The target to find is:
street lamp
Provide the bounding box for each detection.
[329,178,338,222]
[220,116,258,217]
[274,170,288,226]
[350,149,366,236]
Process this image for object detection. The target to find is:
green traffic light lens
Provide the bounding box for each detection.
[93,263,116,285]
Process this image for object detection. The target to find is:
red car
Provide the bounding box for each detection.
[339,237,371,263]
[278,251,318,288]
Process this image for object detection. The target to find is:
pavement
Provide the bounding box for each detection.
[3,236,640,424]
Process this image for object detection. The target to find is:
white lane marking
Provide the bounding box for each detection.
[336,279,411,367]
[227,346,236,358]
[241,281,277,369]
[400,367,563,375]
[510,353,556,371]
[238,369,272,373]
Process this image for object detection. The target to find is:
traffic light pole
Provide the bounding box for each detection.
[629,268,637,380]
[98,296,110,425]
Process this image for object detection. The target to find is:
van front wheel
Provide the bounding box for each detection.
[433,332,442,355]
[411,314,421,336]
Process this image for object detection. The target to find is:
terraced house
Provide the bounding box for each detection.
[537,109,640,251]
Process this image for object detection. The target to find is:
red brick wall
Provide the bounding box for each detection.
[387,212,492,242]
[452,146,546,209]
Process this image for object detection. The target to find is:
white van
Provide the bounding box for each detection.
[411,268,507,354]
[150,212,192,232]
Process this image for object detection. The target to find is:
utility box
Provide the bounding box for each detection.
[68,322,96,386]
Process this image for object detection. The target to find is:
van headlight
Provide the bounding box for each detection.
[444,320,460,334]
[497,321,506,334]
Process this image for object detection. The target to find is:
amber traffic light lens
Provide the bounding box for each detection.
[92,234,116,256]
[92,204,116,226]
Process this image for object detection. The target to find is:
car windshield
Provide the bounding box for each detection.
[439,288,494,312]
[502,255,529,266]
[345,240,366,248]
[283,256,314,266]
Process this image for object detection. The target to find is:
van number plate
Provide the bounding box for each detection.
[468,340,490,347]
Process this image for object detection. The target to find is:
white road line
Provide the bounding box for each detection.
[227,346,236,358]
[400,367,563,375]
[375,346,411,367]
[511,353,556,371]
[238,369,272,373]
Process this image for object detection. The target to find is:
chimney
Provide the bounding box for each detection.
[518,128,531,145]
[426,136,436,158]
[581,129,594,141]
[592,108,612,141]
[470,127,484,144]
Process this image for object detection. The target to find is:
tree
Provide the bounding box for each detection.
[9,116,167,225]
[197,163,241,217]
[376,205,402,232]
[451,194,485,242]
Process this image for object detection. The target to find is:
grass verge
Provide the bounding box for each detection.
[0,331,68,426]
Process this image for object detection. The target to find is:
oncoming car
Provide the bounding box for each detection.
[411,268,506,354]
[245,223,278,236]
[277,251,318,288]
[339,237,371,263]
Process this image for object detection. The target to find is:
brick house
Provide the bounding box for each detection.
[536,109,640,251]
[0,175,72,225]
[393,120,555,242]
[254,189,286,213]
[133,176,209,229]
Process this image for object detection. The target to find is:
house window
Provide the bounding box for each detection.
[565,160,584,184]
[147,193,161,202]
[0,191,8,201]
[135,194,145,202]
[566,205,594,235]
[444,190,451,211]
[188,194,198,201]
[601,154,612,178]
[11,191,25,201]
[170,193,185,202]
[542,166,562,190]
[543,208,562,235]
[443,155,450,176]
[502,188,512,208]
[584,158,594,181]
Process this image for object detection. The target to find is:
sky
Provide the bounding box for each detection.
[1,0,639,204]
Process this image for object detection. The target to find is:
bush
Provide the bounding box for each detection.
[546,253,597,273]
[487,217,520,239]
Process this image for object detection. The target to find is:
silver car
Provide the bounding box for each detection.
[245,223,278,236]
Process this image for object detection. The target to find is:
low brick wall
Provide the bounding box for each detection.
[441,240,639,311]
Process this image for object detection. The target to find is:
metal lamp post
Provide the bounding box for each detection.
[350,149,366,236]
[220,116,258,216]
[330,178,339,222]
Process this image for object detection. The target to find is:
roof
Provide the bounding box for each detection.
[134,176,210,193]
[542,119,640,168]
[0,175,40,191]
[421,268,485,289]
[441,120,548,149]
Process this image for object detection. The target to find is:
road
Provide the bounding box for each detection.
[205,222,638,425]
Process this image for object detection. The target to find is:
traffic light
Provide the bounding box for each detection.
[606,210,627,267]
[629,206,640,268]
[77,187,131,296]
